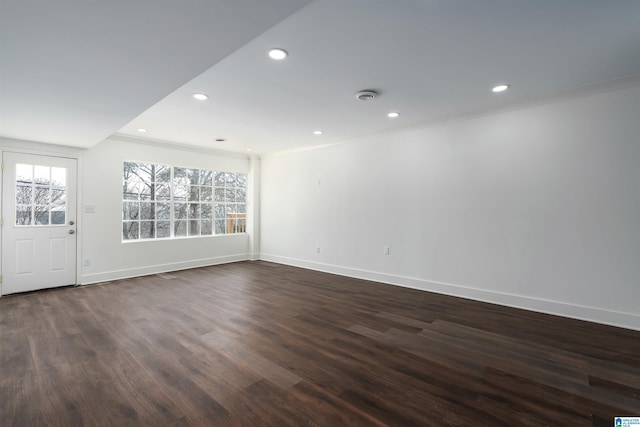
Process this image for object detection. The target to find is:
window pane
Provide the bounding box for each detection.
[156,165,171,182]
[200,186,212,202]
[174,185,188,201]
[174,203,187,220]
[174,167,188,186]
[201,220,212,235]
[16,164,33,183]
[215,219,226,234]
[188,169,199,185]
[16,185,32,204]
[237,204,246,214]
[174,220,187,237]
[140,221,154,239]
[225,188,235,203]
[225,204,237,214]
[189,186,199,201]
[214,172,225,186]
[236,188,246,203]
[237,173,247,188]
[156,203,171,219]
[156,184,171,200]
[201,205,212,220]
[34,165,50,184]
[157,221,171,238]
[137,164,153,182]
[215,204,225,219]
[200,170,213,186]
[236,216,246,233]
[225,172,236,187]
[51,167,66,188]
[227,219,238,234]
[189,220,199,236]
[123,222,139,240]
[123,202,139,220]
[140,202,154,220]
[124,162,138,180]
[123,181,142,200]
[215,188,225,202]
[189,204,200,221]
[140,184,152,200]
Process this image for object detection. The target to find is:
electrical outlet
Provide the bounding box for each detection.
[316,246,321,254]
[83,258,91,267]
[384,246,390,255]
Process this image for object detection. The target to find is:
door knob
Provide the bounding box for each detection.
[69,220,75,225]
[69,230,76,234]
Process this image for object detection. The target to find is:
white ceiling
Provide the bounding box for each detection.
[0,0,313,148]
[2,0,640,156]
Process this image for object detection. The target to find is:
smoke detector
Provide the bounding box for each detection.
[355,90,379,101]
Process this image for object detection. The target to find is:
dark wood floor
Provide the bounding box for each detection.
[1,261,639,426]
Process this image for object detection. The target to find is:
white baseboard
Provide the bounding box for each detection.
[80,253,250,285]
[260,253,640,332]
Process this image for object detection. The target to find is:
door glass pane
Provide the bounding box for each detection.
[16,206,32,225]
[16,164,33,183]
[51,210,66,225]
[16,185,32,204]
[34,186,50,204]
[34,165,50,184]
[51,189,66,206]
[34,208,50,225]
[51,167,66,187]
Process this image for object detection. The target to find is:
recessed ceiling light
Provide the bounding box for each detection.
[215,138,226,142]
[387,112,400,118]
[246,148,253,152]
[313,130,323,135]
[268,48,288,60]
[492,84,510,93]
[136,128,148,133]
[192,93,209,100]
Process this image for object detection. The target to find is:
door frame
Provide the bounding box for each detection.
[0,146,82,295]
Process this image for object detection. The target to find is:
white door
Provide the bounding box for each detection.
[1,152,77,295]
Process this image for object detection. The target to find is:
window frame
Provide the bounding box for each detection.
[122,161,247,242]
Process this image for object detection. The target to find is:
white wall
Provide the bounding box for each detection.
[260,85,640,330]
[79,137,251,283]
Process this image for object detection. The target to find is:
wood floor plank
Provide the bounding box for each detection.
[201,329,302,391]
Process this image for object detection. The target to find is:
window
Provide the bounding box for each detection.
[15,163,67,226]
[214,172,247,234]
[123,162,246,240]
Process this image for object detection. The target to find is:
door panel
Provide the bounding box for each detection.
[2,152,77,295]
[15,239,34,274]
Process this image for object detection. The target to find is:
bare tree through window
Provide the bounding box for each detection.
[123,162,245,240]
[16,164,66,226]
